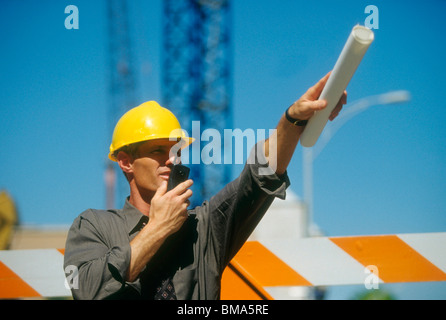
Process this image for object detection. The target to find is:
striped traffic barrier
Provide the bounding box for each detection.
[0,248,69,299]
[222,232,446,299]
[0,233,445,299]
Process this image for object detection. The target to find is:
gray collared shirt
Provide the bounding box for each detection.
[64,148,290,300]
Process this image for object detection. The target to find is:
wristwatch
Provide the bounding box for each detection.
[285,107,308,126]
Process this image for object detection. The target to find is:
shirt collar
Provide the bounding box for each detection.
[120,198,149,236]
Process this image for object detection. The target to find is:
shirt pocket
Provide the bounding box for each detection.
[172,266,197,299]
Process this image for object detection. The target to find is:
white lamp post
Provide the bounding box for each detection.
[302,90,411,237]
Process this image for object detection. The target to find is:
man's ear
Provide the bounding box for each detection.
[116,151,133,176]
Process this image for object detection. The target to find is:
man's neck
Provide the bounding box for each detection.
[128,187,154,217]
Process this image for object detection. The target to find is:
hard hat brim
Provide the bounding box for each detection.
[108,136,195,162]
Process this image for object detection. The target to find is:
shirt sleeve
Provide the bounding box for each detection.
[206,141,291,273]
[63,210,133,300]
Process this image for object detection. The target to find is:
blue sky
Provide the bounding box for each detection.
[1,0,445,299]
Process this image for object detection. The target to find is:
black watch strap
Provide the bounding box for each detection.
[285,107,308,126]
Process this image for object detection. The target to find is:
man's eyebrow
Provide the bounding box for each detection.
[147,143,175,150]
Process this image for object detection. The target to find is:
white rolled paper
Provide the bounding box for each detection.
[300,25,374,147]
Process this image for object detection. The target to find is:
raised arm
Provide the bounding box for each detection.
[264,72,347,175]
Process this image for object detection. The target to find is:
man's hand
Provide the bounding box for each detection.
[287,72,347,121]
[149,179,193,237]
[264,71,347,175]
[126,179,193,282]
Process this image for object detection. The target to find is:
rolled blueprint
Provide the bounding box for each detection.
[300,25,374,147]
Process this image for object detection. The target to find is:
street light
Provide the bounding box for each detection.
[302,90,411,237]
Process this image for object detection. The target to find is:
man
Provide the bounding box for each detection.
[64,72,346,299]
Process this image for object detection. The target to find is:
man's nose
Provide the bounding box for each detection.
[166,153,180,166]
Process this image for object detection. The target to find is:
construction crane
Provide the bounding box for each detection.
[105,0,138,209]
[162,0,233,205]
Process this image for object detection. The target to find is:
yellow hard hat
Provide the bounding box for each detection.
[108,101,194,161]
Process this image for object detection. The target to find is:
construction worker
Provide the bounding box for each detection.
[63,72,346,300]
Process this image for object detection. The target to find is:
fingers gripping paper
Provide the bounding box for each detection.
[300,25,374,147]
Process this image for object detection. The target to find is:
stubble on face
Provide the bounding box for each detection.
[131,140,179,198]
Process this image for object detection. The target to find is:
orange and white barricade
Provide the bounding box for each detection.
[1,233,445,299]
[222,232,446,299]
